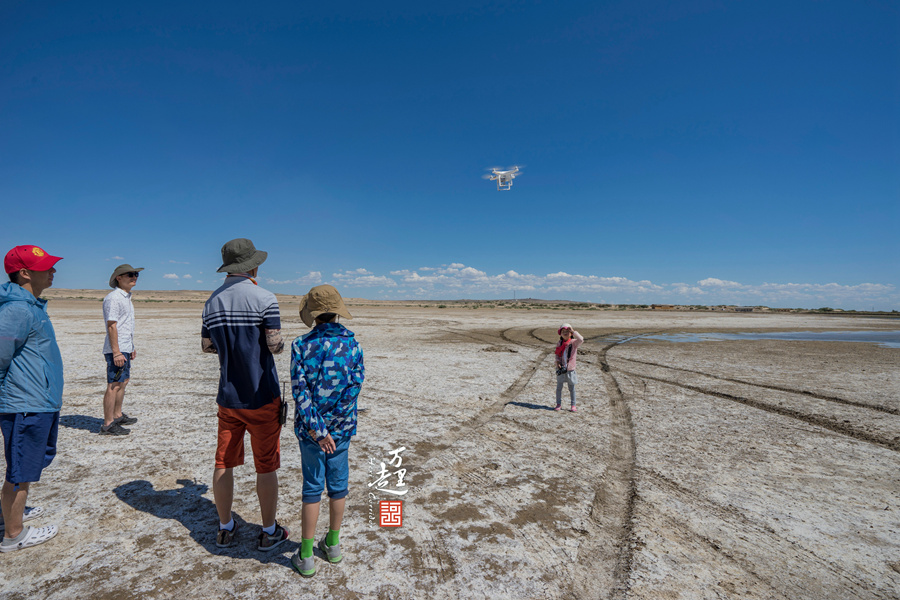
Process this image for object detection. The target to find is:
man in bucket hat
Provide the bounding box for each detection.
[100,264,144,435]
[0,245,63,552]
[201,239,289,551]
[290,284,364,577]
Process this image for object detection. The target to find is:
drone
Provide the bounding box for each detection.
[483,166,521,191]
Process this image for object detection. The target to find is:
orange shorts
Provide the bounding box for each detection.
[216,398,282,473]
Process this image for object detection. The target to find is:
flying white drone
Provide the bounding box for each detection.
[483,166,522,191]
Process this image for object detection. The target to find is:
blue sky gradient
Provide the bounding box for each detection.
[2,1,897,309]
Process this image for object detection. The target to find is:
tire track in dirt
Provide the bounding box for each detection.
[414,328,551,461]
[443,328,515,348]
[502,327,633,350]
[406,327,651,598]
[637,469,897,600]
[498,328,665,599]
[599,333,900,598]
[613,356,898,415]
[615,368,900,453]
[571,335,642,600]
[402,327,552,590]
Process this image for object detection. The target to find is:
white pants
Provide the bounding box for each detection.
[556,370,577,406]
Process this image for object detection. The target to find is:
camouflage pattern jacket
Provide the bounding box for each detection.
[292,322,364,443]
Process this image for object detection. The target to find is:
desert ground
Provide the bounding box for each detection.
[1,294,898,600]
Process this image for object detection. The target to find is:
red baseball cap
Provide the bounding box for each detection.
[4,245,63,274]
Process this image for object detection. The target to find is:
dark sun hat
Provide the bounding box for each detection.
[299,284,353,327]
[217,238,268,273]
[109,264,144,288]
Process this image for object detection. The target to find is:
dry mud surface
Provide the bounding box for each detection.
[1,302,898,599]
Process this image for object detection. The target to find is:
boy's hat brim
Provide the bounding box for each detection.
[109,264,144,288]
[299,284,352,327]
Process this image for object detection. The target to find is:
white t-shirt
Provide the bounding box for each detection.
[102,287,135,354]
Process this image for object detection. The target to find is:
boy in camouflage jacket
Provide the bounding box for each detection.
[290,285,364,577]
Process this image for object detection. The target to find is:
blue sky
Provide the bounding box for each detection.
[2,1,897,309]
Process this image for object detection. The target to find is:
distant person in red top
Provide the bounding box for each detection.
[554,323,583,412]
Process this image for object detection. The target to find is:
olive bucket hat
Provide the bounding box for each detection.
[109,264,144,288]
[299,284,353,327]
[217,238,268,274]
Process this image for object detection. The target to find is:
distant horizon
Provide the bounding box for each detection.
[41,286,899,313]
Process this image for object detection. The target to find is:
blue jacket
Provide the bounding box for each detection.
[0,282,64,413]
[292,322,364,442]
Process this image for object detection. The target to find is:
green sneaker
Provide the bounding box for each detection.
[318,538,342,563]
[291,551,316,577]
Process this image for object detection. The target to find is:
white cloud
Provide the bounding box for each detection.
[252,262,899,309]
[108,256,124,261]
[265,271,323,286]
[332,269,397,288]
[671,283,706,295]
[382,263,662,297]
[699,278,743,288]
[168,260,190,264]
[163,273,179,280]
[638,278,899,308]
[183,274,192,279]
[541,272,663,294]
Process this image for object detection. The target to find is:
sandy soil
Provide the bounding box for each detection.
[1,300,898,599]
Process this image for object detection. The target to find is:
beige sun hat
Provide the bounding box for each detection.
[299,284,353,327]
[109,264,144,288]
[217,238,268,274]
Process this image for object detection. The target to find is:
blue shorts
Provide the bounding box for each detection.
[105,353,131,383]
[0,412,59,484]
[299,434,351,504]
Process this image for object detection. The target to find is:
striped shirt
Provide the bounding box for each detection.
[201,277,281,410]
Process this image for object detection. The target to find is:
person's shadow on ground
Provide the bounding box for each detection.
[506,401,557,411]
[114,479,298,568]
[59,415,104,432]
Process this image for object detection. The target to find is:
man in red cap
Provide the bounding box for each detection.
[0,245,64,552]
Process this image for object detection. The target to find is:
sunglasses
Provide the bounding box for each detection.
[123,272,140,278]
